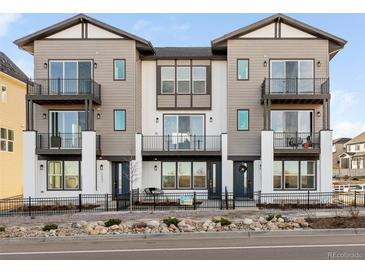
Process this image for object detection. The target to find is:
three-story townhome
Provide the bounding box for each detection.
[16,13,346,200]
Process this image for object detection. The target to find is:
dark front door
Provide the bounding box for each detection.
[113,162,130,196]
[208,161,222,199]
[233,161,254,199]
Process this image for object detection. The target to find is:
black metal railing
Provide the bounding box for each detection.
[96,135,101,152]
[1,190,364,217]
[142,135,221,152]
[37,133,82,150]
[273,132,320,149]
[262,78,329,95]
[27,79,101,99]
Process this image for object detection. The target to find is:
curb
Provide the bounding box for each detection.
[1,228,365,243]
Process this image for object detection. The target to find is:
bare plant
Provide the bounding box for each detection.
[349,207,360,219]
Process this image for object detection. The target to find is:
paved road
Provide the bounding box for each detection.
[1,233,365,259]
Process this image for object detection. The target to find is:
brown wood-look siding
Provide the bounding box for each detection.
[227,39,329,156]
[33,39,138,156]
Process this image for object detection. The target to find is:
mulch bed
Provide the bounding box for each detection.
[307,216,365,229]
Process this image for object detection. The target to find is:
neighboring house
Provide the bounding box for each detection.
[15,13,346,198]
[338,132,365,170]
[0,51,28,199]
[333,138,351,169]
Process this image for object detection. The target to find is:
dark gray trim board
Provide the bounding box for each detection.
[228,155,260,161]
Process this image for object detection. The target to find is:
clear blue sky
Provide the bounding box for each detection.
[0,13,364,138]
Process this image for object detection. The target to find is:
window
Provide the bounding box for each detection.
[114,110,126,131]
[274,160,316,190]
[193,162,207,188]
[178,162,191,189]
[114,59,126,80]
[301,161,315,189]
[177,67,190,94]
[1,85,7,103]
[356,144,361,151]
[271,110,312,133]
[161,161,208,190]
[192,67,206,94]
[237,110,249,130]
[237,59,249,80]
[0,128,6,151]
[161,67,175,94]
[7,129,14,152]
[162,162,176,189]
[48,161,80,190]
[0,128,14,152]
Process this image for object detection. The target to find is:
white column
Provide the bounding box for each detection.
[81,131,96,193]
[253,160,262,192]
[221,133,233,192]
[23,131,37,198]
[320,130,333,192]
[261,130,274,193]
[131,133,142,190]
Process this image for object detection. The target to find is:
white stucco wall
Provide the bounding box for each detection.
[81,131,96,193]
[221,133,233,192]
[23,131,37,198]
[319,130,333,192]
[253,160,262,192]
[142,161,162,189]
[96,160,112,194]
[260,130,274,193]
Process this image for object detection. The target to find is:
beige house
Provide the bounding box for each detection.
[0,52,28,199]
[332,138,350,169]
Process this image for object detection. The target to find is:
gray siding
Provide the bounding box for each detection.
[33,39,138,156]
[227,39,329,156]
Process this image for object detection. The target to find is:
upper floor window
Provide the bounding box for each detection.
[0,128,14,152]
[114,110,126,131]
[237,59,249,80]
[1,85,7,103]
[270,60,314,94]
[237,109,249,131]
[271,110,313,133]
[159,65,209,94]
[114,59,126,80]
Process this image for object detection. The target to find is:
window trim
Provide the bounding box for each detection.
[113,59,126,81]
[237,109,250,131]
[113,109,126,131]
[47,160,81,191]
[237,59,249,81]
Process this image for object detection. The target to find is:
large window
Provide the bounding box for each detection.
[161,161,207,190]
[270,60,314,93]
[273,160,316,190]
[48,160,80,190]
[114,110,126,131]
[164,115,204,150]
[237,110,249,131]
[49,60,92,94]
[159,65,209,94]
[237,59,249,80]
[0,128,14,152]
[114,59,126,80]
[271,110,312,133]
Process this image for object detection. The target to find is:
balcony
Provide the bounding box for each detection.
[273,132,320,156]
[142,135,221,156]
[27,79,101,105]
[261,78,329,104]
[36,133,101,155]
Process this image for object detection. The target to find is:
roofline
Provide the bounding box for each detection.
[14,13,155,54]
[211,13,347,48]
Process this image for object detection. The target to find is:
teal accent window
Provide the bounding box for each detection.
[237,59,249,80]
[114,59,126,80]
[237,110,249,130]
[114,110,126,131]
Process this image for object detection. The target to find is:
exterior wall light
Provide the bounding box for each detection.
[97,113,101,119]
[42,113,47,119]
[154,165,158,171]
[94,62,98,69]
[156,117,159,123]
[40,164,44,171]
[263,60,268,67]
[317,61,321,67]
[209,117,213,123]
[100,164,103,171]
[317,111,321,117]
[43,63,48,69]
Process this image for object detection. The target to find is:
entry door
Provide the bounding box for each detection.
[113,162,130,196]
[207,162,222,199]
[233,162,254,199]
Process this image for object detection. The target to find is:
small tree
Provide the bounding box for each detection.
[123,148,141,212]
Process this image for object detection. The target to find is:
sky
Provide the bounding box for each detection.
[0,13,364,139]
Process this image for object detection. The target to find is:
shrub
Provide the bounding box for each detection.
[266,214,275,221]
[42,224,58,231]
[163,217,179,227]
[212,217,231,226]
[104,219,122,227]
[0,226,5,232]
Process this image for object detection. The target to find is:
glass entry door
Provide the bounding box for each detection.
[113,162,130,196]
[233,162,254,199]
[49,60,92,95]
[207,162,222,199]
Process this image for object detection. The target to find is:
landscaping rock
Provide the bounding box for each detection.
[243,218,253,225]
[258,216,267,224]
[146,220,160,228]
[133,222,147,229]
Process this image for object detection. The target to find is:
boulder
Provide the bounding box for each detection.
[97,221,105,226]
[133,222,147,229]
[169,224,178,231]
[277,218,284,223]
[79,221,88,227]
[71,222,82,229]
[146,220,160,228]
[258,216,267,224]
[109,225,120,231]
[177,220,194,232]
[243,218,253,225]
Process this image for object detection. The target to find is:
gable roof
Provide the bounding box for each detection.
[14,13,155,54]
[0,51,29,83]
[346,132,365,145]
[211,13,347,59]
[333,138,351,144]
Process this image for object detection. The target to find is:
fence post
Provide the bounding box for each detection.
[258,191,262,206]
[307,191,310,210]
[153,193,156,211]
[78,194,82,212]
[193,192,196,210]
[363,192,365,208]
[225,187,228,210]
[232,193,235,210]
[28,196,32,217]
[354,191,357,209]
[105,193,109,211]
[220,193,223,210]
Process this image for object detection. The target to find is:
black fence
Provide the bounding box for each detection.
[0,190,364,217]
[273,132,320,149]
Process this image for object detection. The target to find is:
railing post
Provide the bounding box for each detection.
[167,135,170,151]
[258,191,262,206]
[232,193,235,210]
[225,187,228,210]
[193,192,196,210]
[193,135,196,151]
[105,193,109,211]
[79,194,82,212]
[58,78,61,95]
[28,196,32,217]
[153,193,156,211]
[354,191,357,208]
[307,190,310,210]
